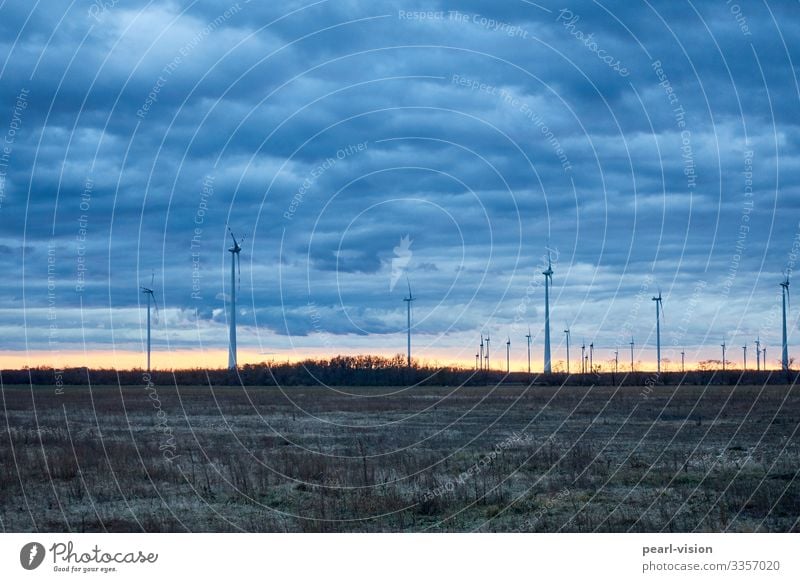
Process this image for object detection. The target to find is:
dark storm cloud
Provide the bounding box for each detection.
[1,0,799,361]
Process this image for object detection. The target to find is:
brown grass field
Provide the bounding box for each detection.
[1,382,799,532]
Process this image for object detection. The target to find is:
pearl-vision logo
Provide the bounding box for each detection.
[20,542,46,570]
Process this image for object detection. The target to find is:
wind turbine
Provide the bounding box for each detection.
[614,348,619,374]
[525,327,532,374]
[140,273,158,373]
[485,334,491,370]
[742,344,747,370]
[580,340,586,374]
[227,228,243,370]
[403,279,415,368]
[721,339,726,372]
[755,337,761,371]
[475,352,479,370]
[681,349,685,372]
[630,337,635,372]
[563,327,571,374]
[543,250,553,373]
[781,273,790,371]
[506,336,511,373]
[479,335,484,371]
[652,290,664,373]
[589,342,594,373]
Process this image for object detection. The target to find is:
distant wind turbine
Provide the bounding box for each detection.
[681,349,685,372]
[543,250,553,373]
[479,335,484,371]
[614,348,619,374]
[564,327,571,374]
[525,327,532,374]
[227,228,243,370]
[721,339,726,372]
[652,290,664,373]
[781,273,790,371]
[140,273,158,373]
[630,337,635,372]
[581,340,586,374]
[589,342,594,373]
[506,336,511,373]
[755,337,761,371]
[403,279,415,368]
[485,334,491,370]
[742,344,747,370]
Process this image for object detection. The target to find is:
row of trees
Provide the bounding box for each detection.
[2,354,797,386]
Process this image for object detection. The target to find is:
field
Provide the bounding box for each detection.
[1,382,799,532]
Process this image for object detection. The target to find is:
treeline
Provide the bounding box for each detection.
[1,355,797,387]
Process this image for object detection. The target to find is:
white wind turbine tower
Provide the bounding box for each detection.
[629,337,635,372]
[781,273,790,371]
[479,334,484,371]
[580,340,586,374]
[721,339,726,372]
[525,327,532,374]
[564,327,570,374]
[227,228,243,370]
[506,336,511,373]
[652,290,664,373]
[742,344,747,370]
[403,279,415,368]
[140,273,158,373]
[543,250,553,373]
[755,337,761,371]
[485,334,491,370]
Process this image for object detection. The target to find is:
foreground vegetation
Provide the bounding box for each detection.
[1,382,798,532]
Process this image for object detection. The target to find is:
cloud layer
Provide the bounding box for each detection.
[1,0,799,368]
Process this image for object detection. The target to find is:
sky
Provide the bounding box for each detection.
[0,0,799,371]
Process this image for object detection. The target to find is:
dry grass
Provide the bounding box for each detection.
[1,383,798,532]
